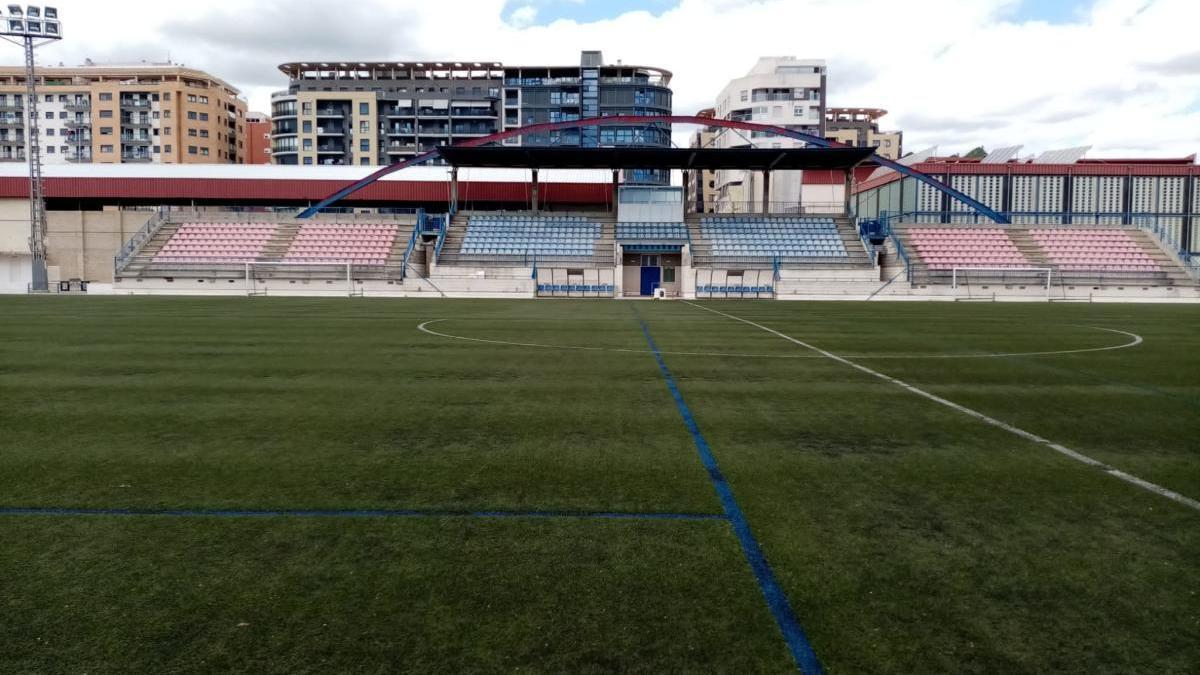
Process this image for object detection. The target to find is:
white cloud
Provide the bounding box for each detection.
[30,0,1200,157]
[508,5,540,28]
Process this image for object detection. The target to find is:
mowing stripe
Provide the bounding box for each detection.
[631,306,825,675]
[0,506,727,522]
[684,301,1200,514]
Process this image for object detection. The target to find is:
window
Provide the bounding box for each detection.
[58,111,66,118]
[740,90,747,102]
[45,128,54,136]
[188,128,197,136]
[152,111,159,119]
[152,93,159,101]
[57,94,66,102]
[44,94,52,102]
[359,102,369,115]
[793,106,804,116]
[663,267,676,283]
[163,92,171,101]
[454,86,465,95]
[360,157,370,165]
[99,93,112,101]
[200,129,209,138]
[164,144,172,152]
[45,145,54,154]
[302,138,312,150]
[59,145,67,154]
[198,112,208,121]
[199,95,208,104]
[187,111,197,120]
[99,110,113,118]
[163,127,171,135]
[100,127,112,135]
[100,144,113,153]
[301,102,312,114]
[360,121,369,133]
[201,147,209,156]
[302,120,312,133]
[359,139,369,151]
[188,145,198,154]
[187,94,197,103]
[303,156,313,165]
[153,145,160,153]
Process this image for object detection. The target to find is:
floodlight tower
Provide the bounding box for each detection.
[0,5,61,292]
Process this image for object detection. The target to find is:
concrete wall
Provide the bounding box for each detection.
[34,204,153,283]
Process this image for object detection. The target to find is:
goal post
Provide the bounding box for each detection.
[244,261,355,297]
[951,267,1053,296]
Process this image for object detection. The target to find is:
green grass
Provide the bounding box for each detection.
[1,296,1198,674]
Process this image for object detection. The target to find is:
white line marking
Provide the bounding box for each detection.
[682,301,1200,513]
[417,319,1143,360]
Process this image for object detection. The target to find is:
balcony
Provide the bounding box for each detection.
[385,108,414,117]
[66,135,92,145]
[121,136,152,144]
[0,153,27,162]
[450,125,494,136]
[121,153,152,162]
[65,100,90,112]
[751,93,796,102]
[64,118,90,129]
[385,126,415,135]
[385,143,416,153]
[122,118,153,127]
[120,99,153,109]
[0,116,24,127]
[0,102,23,112]
[314,108,345,118]
[416,108,449,117]
[316,144,346,153]
[66,153,93,163]
[315,126,346,136]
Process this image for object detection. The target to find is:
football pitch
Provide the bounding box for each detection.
[1,296,1198,674]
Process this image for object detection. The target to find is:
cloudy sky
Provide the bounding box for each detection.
[25,0,1200,158]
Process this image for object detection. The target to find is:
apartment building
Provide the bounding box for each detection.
[710,57,827,212]
[687,108,720,214]
[270,51,672,178]
[825,107,903,160]
[245,111,271,164]
[0,62,247,164]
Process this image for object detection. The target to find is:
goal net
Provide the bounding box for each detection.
[244,261,357,296]
[951,267,1053,297]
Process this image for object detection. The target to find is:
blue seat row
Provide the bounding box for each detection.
[615,222,689,241]
[697,285,774,294]
[537,284,614,293]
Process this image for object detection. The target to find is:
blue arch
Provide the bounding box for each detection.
[297,115,1008,223]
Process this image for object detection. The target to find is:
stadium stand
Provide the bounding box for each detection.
[154,222,277,264]
[284,223,401,265]
[1030,229,1160,273]
[459,214,600,257]
[695,216,849,259]
[906,228,1030,270]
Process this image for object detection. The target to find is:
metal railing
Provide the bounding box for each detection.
[689,201,847,216]
[875,209,1194,227]
[113,207,170,274]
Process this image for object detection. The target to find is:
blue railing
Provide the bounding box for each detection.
[399,226,420,280]
[433,215,449,262]
[888,229,912,282]
[875,209,1193,227]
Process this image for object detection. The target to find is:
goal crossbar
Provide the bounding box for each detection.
[951,267,1053,294]
[244,261,354,296]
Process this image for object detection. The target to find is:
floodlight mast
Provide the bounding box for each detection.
[1,5,62,292]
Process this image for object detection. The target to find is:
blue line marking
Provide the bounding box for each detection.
[631,305,825,675]
[0,506,726,522]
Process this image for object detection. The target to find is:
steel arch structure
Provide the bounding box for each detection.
[297,115,1008,223]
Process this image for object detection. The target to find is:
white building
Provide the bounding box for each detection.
[712,57,826,212]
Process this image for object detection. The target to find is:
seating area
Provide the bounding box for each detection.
[462,215,600,257]
[1030,229,1160,272]
[697,284,774,295]
[907,228,1029,270]
[154,223,277,263]
[700,217,847,258]
[284,223,400,265]
[536,283,615,294]
[615,222,689,241]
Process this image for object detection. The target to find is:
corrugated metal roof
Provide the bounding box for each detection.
[0,163,611,184]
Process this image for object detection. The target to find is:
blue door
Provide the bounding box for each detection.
[639,266,661,296]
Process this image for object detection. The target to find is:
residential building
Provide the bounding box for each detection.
[825,107,902,160]
[0,62,247,164]
[245,111,271,164]
[687,108,719,213]
[270,51,672,180]
[710,57,826,212]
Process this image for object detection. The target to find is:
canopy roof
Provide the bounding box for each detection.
[437,146,877,171]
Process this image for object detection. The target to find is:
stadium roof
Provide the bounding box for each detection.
[437,146,877,171]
